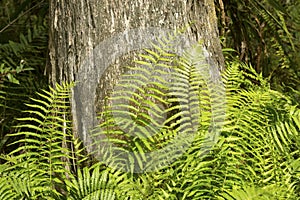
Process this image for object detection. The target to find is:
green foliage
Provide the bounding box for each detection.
[0,62,32,85]
[0,0,48,74]
[0,21,299,199]
[90,32,225,174]
[0,0,48,156]
[218,184,289,200]
[0,82,86,199]
[66,164,130,200]
[216,0,300,95]
[0,0,298,198]
[115,60,299,199]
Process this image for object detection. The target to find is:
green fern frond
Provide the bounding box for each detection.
[151,61,300,199]
[218,183,296,200]
[211,61,299,197]
[0,22,47,71]
[91,32,184,173]
[0,1,49,155]
[0,82,86,199]
[91,30,226,174]
[252,0,294,50]
[0,21,297,199]
[66,164,130,200]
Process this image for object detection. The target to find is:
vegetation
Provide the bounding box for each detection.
[0,0,48,156]
[215,0,300,97]
[0,0,299,199]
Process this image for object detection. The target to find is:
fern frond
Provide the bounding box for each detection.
[91,31,226,174]
[0,82,86,198]
[66,164,129,200]
[91,32,186,173]
[152,62,300,199]
[219,183,296,200]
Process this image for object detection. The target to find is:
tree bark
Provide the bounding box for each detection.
[48,0,224,147]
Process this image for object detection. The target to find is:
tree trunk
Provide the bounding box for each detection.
[48,0,224,148]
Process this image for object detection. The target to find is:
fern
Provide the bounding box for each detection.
[216,0,299,95]
[66,163,137,200]
[84,31,300,199]
[0,22,48,72]
[0,82,85,199]
[125,60,300,199]
[218,184,294,200]
[207,61,298,198]
[90,31,225,174]
[0,0,48,157]
[0,27,299,199]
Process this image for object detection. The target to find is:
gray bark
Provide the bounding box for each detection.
[48,0,224,148]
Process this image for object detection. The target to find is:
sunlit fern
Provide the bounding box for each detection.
[90,31,225,174]
[115,60,300,199]
[0,32,299,199]
[0,82,85,199]
[66,162,150,200]
[157,61,300,199]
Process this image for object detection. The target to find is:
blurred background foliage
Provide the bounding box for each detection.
[0,0,48,157]
[215,0,300,98]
